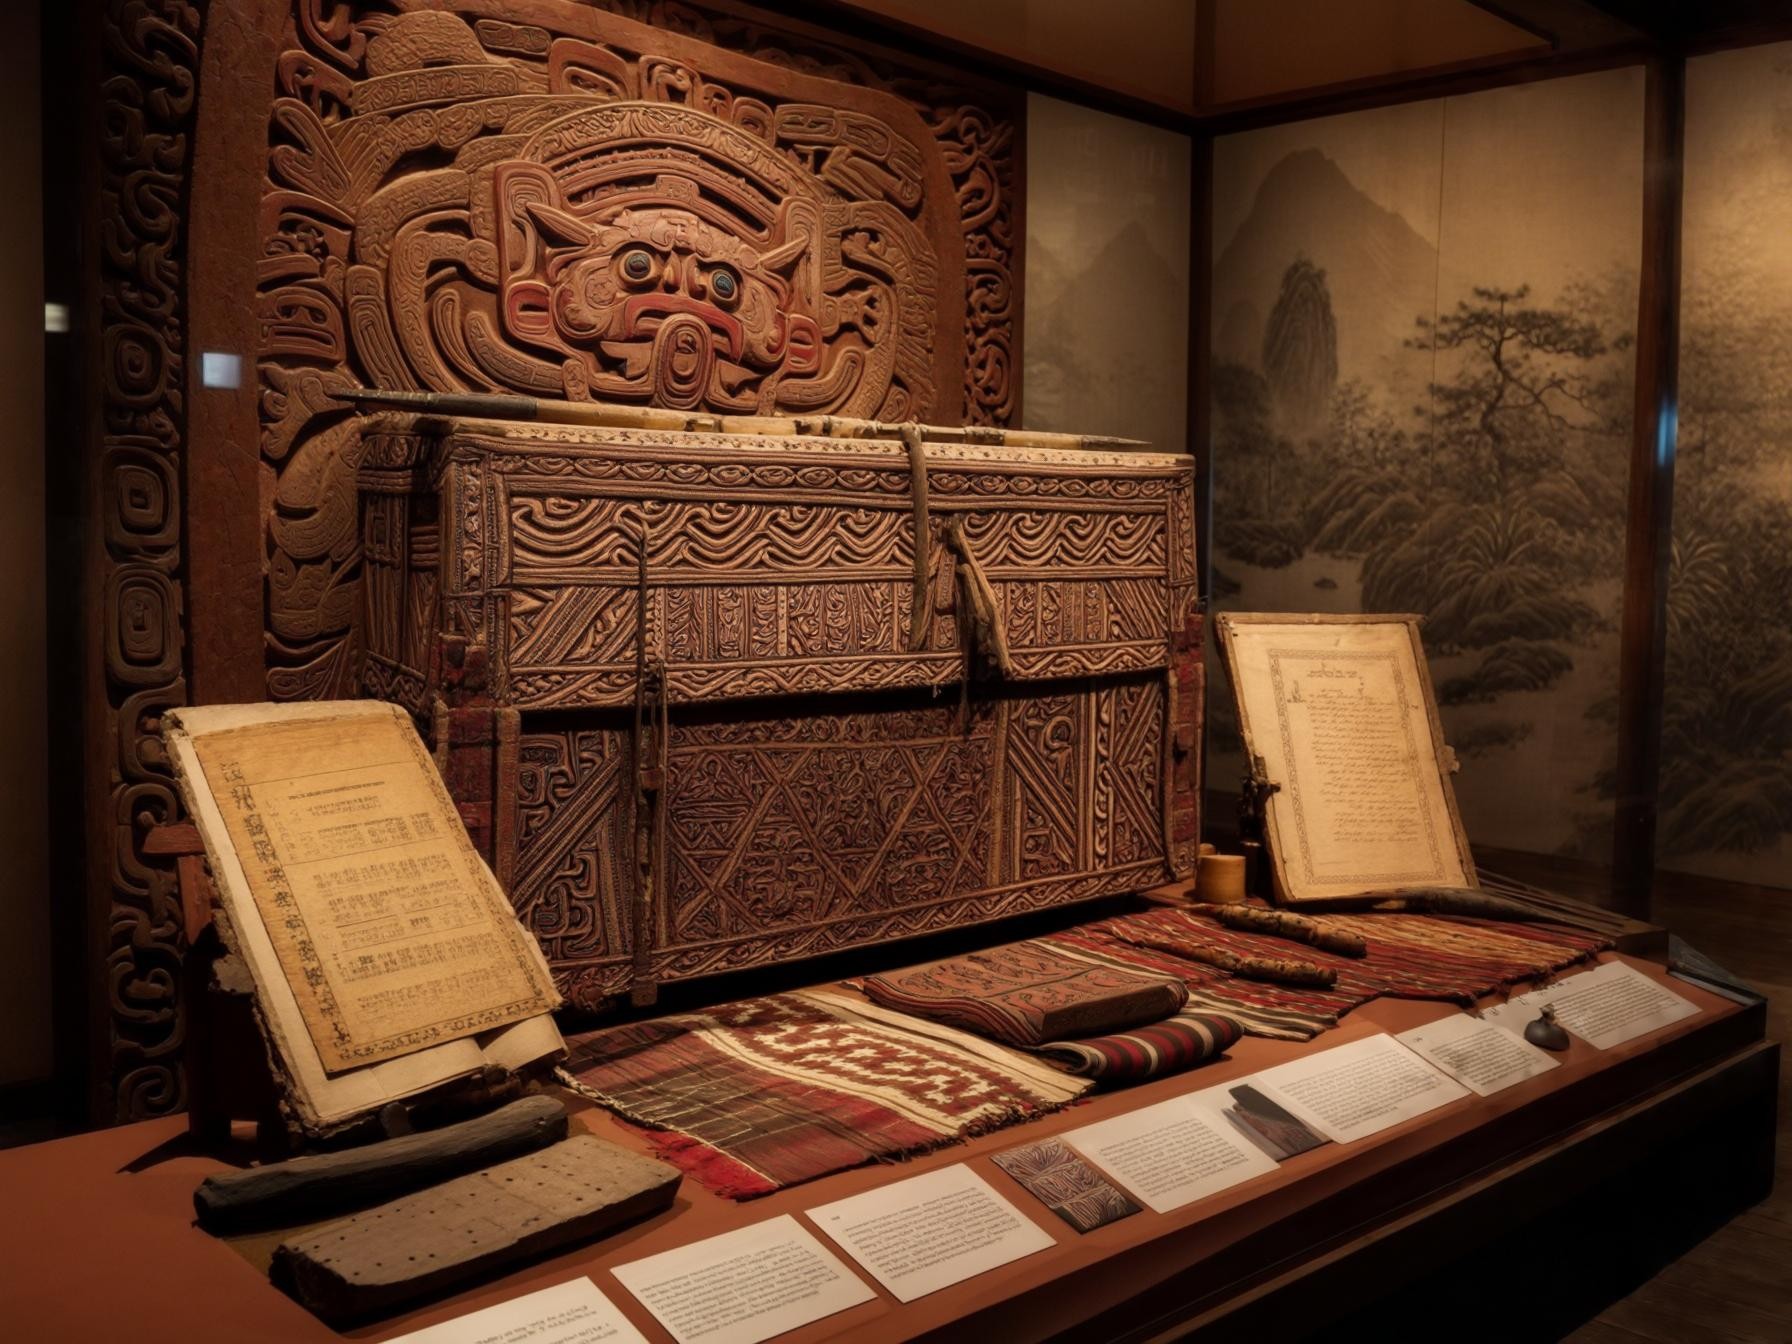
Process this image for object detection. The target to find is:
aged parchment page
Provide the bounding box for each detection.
[186,704,558,1073]
[1224,619,1470,903]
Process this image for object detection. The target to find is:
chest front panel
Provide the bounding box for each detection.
[361,419,1200,1006]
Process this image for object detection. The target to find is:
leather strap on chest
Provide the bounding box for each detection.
[630,517,666,1007]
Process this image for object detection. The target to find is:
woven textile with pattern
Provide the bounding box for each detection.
[559,989,1088,1199]
[854,940,1190,1046]
[1038,907,1611,1041]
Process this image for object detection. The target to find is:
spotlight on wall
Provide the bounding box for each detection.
[200,351,243,390]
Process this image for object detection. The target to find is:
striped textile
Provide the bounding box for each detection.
[1038,1011,1243,1083]
[558,989,1088,1200]
[854,941,1189,1046]
[1039,907,1610,1042]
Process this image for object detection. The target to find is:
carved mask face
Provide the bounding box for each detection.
[496,164,822,410]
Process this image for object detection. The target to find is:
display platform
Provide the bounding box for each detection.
[0,952,1772,1344]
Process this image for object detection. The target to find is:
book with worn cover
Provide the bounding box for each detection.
[164,700,564,1135]
[1213,613,1475,907]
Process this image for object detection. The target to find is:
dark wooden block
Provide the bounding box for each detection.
[194,1095,569,1233]
[270,1135,680,1324]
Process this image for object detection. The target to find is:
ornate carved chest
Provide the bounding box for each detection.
[359,412,1201,1008]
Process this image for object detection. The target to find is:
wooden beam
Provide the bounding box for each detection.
[1191,2,1214,602]
[742,0,1197,132]
[1194,40,1647,135]
[1611,55,1685,916]
[1469,0,1653,47]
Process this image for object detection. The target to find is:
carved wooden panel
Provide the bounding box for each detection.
[517,686,1169,1008]
[88,0,1020,1120]
[260,0,1019,704]
[362,417,1200,1007]
[362,422,1191,712]
[87,0,207,1123]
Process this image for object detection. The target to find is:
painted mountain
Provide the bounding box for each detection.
[1207,81,1642,862]
[1213,148,1441,406]
[1028,220,1187,447]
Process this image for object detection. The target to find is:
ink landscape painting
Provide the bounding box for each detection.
[1663,42,1792,886]
[1208,70,1644,860]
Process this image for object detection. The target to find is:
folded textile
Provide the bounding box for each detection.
[1038,1011,1243,1084]
[1037,907,1610,1042]
[558,989,1088,1200]
[855,940,1189,1047]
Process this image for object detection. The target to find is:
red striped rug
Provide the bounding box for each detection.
[558,989,1088,1199]
[1040,908,1610,1041]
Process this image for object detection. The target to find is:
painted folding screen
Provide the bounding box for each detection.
[1661,43,1792,887]
[1207,69,1644,861]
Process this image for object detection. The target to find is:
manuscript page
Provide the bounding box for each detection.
[1062,1087,1278,1213]
[170,702,558,1076]
[384,1278,647,1344]
[1397,1012,1559,1096]
[1481,959,1699,1049]
[807,1164,1055,1303]
[1248,1033,1467,1144]
[611,1214,873,1344]
[1221,616,1470,903]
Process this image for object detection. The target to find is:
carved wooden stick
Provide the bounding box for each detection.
[332,387,1150,451]
[1198,948,1337,988]
[1214,904,1368,957]
[193,1095,568,1232]
[1127,933,1337,988]
[1293,885,1594,926]
[901,424,932,652]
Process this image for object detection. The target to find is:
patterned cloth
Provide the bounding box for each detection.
[1038,1011,1243,1084]
[559,989,1088,1200]
[1038,907,1609,1041]
[854,941,1189,1046]
[992,1137,1140,1232]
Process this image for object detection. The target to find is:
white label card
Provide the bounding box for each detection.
[382,1278,648,1344]
[1062,1089,1278,1214]
[1397,1013,1559,1096]
[806,1164,1054,1304]
[610,1214,874,1344]
[1482,960,1699,1050]
[1249,1033,1468,1144]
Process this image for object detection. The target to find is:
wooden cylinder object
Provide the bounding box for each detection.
[1196,853,1248,905]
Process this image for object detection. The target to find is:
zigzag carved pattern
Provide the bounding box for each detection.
[663,730,993,943]
[509,495,916,573]
[513,731,632,963]
[961,509,1164,568]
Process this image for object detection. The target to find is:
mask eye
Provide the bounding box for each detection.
[708,266,740,307]
[618,247,655,284]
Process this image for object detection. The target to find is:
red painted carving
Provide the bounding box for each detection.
[93,0,1019,1116]
[261,1,1018,703]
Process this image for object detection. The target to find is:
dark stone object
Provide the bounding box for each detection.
[1524,1005,1572,1051]
[271,1134,680,1325]
[194,1095,568,1233]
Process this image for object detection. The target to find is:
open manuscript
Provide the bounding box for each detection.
[1214,614,1474,906]
[165,701,563,1134]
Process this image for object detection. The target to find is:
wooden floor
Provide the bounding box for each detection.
[1482,852,1791,1344]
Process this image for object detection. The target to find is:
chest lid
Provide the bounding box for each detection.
[360,404,1197,712]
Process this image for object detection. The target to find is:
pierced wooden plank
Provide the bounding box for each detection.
[194,1095,569,1232]
[271,1135,679,1325]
